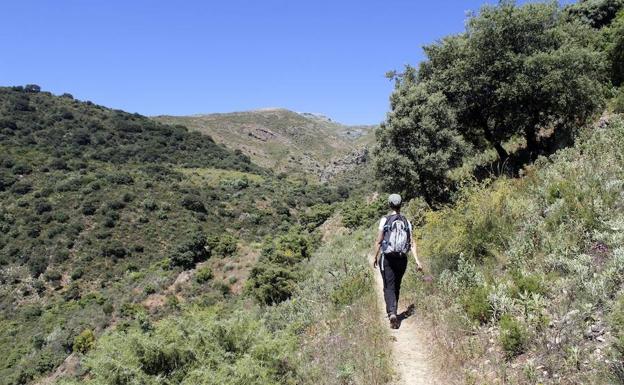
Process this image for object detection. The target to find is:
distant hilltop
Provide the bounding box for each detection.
[152,108,377,178]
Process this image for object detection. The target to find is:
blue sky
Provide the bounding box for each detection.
[0,1,574,125]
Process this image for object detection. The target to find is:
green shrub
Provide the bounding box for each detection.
[0,171,16,191]
[70,268,84,280]
[341,197,386,229]
[53,250,70,263]
[143,284,156,295]
[180,194,206,213]
[195,266,213,283]
[76,309,297,385]
[169,230,209,269]
[107,172,134,185]
[73,329,96,354]
[82,201,98,216]
[462,286,492,324]
[246,262,298,305]
[102,302,114,316]
[34,200,52,215]
[29,255,48,277]
[510,273,546,299]
[106,200,126,210]
[119,302,145,318]
[11,180,32,195]
[499,315,528,359]
[207,234,237,257]
[44,270,62,282]
[615,87,624,113]
[301,203,334,230]
[610,294,624,354]
[330,269,370,306]
[142,198,158,211]
[101,241,128,259]
[22,304,43,320]
[12,162,32,175]
[63,284,81,301]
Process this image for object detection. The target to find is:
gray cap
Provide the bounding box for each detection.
[388,193,402,207]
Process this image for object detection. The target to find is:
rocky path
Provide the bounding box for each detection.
[373,263,442,385]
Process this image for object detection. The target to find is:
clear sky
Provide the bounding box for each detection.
[0,0,574,125]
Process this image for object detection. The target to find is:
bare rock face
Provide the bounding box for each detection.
[320,147,369,182]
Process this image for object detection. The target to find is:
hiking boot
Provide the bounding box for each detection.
[389,314,398,329]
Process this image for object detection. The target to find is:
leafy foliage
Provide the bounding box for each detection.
[169,230,209,269]
[606,10,624,86]
[73,329,96,354]
[0,87,257,171]
[341,196,386,229]
[499,315,528,359]
[62,308,299,385]
[563,0,624,28]
[462,286,493,324]
[375,81,468,203]
[246,228,316,305]
[376,1,609,203]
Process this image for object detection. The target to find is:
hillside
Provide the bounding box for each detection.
[399,115,624,384]
[0,86,349,385]
[3,1,624,385]
[153,109,376,178]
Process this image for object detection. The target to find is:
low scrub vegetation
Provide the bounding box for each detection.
[0,87,352,384]
[406,116,624,384]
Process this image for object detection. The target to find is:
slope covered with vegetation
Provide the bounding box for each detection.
[370,0,624,384]
[153,109,375,178]
[3,1,624,385]
[56,221,393,385]
[408,115,624,384]
[0,86,351,385]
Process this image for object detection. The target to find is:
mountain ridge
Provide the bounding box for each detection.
[152,108,377,178]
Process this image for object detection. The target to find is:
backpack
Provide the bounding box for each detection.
[381,214,411,256]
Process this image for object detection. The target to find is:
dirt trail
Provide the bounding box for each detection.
[373,266,442,385]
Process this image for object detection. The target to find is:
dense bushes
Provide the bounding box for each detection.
[180,194,206,213]
[169,230,209,269]
[300,203,333,230]
[207,234,237,258]
[0,87,258,172]
[341,196,386,229]
[246,228,316,305]
[59,308,299,385]
[73,329,95,354]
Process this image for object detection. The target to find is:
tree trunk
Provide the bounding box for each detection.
[524,128,539,159]
[493,141,508,161]
[482,126,508,160]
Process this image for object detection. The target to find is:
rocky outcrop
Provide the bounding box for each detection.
[320,147,369,182]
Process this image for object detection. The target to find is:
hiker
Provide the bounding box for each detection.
[373,193,423,329]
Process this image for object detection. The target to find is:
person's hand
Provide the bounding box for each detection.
[373,258,378,269]
[416,262,423,272]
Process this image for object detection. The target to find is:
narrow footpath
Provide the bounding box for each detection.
[373,266,442,385]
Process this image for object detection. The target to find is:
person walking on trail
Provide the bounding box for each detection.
[373,193,423,329]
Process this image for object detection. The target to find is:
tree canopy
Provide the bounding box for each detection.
[375,0,614,204]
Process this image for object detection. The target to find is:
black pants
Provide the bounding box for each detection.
[380,253,408,317]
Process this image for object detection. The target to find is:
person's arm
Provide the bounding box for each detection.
[372,230,384,268]
[411,239,423,271]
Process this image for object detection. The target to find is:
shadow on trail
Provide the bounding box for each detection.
[396,304,415,329]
